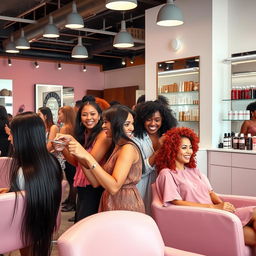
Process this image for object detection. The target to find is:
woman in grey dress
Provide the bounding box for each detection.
[133,101,177,214]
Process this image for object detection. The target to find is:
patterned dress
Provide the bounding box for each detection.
[99,142,145,213]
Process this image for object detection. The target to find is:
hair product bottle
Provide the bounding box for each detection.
[246,133,253,150]
[233,133,239,149]
[239,133,245,150]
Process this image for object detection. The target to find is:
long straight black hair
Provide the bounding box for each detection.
[9,112,62,256]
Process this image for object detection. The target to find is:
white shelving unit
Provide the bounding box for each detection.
[157,67,200,135]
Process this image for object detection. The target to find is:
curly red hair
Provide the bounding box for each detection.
[155,127,199,173]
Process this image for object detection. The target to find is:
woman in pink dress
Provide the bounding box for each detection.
[155,127,256,246]
[65,105,145,213]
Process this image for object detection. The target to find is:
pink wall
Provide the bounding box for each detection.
[0,57,104,113]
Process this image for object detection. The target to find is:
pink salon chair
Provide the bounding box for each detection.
[0,180,68,254]
[151,183,256,256]
[0,157,12,187]
[57,210,203,256]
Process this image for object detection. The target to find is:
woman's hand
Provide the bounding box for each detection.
[0,187,9,193]
[68,140,90,161]
[214,202,236,213]
[52,133,73,152]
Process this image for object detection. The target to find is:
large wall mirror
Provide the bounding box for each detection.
[0,79,13,114]
[157,56,200,136]
[230,52,256,134]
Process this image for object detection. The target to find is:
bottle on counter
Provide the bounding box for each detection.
[227,133,232,149]
[239,133,245,150]
[233,133,239,149]
[223,133,229,149]
[252,136,256,150]
[246,133,253,150]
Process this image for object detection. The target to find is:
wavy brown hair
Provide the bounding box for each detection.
[155,127,199,173]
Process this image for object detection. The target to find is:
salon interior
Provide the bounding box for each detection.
[1,0,256,255]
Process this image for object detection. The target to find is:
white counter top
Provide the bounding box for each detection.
[207,148,256,154]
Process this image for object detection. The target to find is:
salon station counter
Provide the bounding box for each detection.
[207,149,256,196]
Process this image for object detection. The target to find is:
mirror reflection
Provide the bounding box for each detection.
[157,56,200,136]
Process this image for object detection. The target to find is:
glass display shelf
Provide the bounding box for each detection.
[178,121,199,122]
[222,119,247,121]
[171,104,199,106]
[160,90,198,94]
[222,98,256,102]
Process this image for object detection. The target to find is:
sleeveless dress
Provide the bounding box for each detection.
[156,167,255,226]
[98,142,145,213]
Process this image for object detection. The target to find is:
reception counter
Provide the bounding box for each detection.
[207,149,256,196]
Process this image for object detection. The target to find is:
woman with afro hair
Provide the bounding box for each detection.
[155,127,256,246]
[133,100,177,214]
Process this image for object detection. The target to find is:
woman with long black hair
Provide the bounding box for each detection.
[0,105,10,156]
[0,112,62,256]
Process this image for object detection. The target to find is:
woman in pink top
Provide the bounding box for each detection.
[58,101,112,222]
[155,127,256,246]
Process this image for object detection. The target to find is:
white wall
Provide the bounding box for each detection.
[145,0,212,148]
[228,0,256,54]
[104,65,145,89]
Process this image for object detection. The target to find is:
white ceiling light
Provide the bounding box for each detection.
[157,0,184,27]
[34,61,39,68]
[71,36,88,58]
[5,35,19,53]
[106,0,137,11]
[58,63,62,70]
[65,1,84,29]
[82,65,87,72]
[43,15,59,38]
[8,58,12,66]
[16,29,30,49]
[113,20,134,48]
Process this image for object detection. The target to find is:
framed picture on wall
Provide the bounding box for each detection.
[35,84,63,123]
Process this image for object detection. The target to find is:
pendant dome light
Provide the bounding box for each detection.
[106,0,137,11]
[72,36,88,58]
[157,0,184,27]
[5,35,19,53]
[16,29,30,49]
[43,15,59,38]
[113,20,134,48]
[65,1,84,29]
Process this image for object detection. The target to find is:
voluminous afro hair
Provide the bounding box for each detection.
[134,101,177,139]
[155,127,199,173]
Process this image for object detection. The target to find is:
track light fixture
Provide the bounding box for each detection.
[8,58,12,66]
[5,35,19,53]
[58,63,62,70]
[121,58,126,66]
[82,65,87,72]
[157,0,184,27]
[16,29,30,49]
[106,0,137,11]
[65,1,84,29]
[71,36,88,58]
[43,15,59,38]
[113,20,134,48]
[34,61,39,68]
[130,56,135,64]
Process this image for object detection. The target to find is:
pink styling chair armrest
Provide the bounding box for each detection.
[151,183,253,256]
[219,194,256,208]
[164,247,204,256]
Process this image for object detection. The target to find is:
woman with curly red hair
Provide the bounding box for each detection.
[155,127,256,246]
